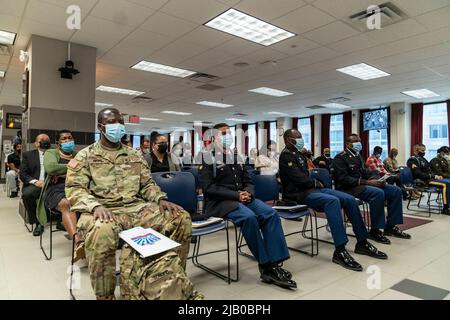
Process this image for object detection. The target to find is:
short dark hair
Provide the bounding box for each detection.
[373,146,383,154]
[283,129,296,140]
[346,134,359,143]
[213,123,229,130]
[151,133,164,144]
[57,129,72,141]
[97,108,121,123]
[438,146,449,153]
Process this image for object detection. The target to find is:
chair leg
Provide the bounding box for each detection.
[40,214,52,260]
[24,209,34,233]
[69,236,76,300]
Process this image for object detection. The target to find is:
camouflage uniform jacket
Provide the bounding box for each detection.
[65,142,167,215]
[430,155,450,179]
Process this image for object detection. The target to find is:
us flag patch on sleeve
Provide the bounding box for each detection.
[68,159,79,170]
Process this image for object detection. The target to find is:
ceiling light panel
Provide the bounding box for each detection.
[204,9,296,46]
[401,89,440,99]
[96,85,145,96]
[0,30,17,45]
[132,61,196,78]
[249,87,294,97]
[161,111,192,116]
[336,63,390,80]
[196,101,234,108]
[322,103,352,110]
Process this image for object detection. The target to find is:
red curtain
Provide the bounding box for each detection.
[447,100,450,147]
[292,117,298,130]
[411,103,424,155]
[310,116,315,155]
[387,107,391,152]
[321,114,331,150]
[191,130,195,155]
[343,111,352,140]
[242,124,249,155]
[359,109,370,160]
[264,121,270,145]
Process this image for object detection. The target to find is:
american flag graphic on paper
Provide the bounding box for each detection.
[131,233,161,246]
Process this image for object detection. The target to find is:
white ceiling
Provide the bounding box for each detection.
[1,0,450,134]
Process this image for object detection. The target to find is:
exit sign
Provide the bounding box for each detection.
[129,115,140,124]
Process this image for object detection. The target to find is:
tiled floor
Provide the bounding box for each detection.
[1,187,449,300]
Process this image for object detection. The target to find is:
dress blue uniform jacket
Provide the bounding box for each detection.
[199,149,255,218]
[279,147,322,203]
[332,148,380,197]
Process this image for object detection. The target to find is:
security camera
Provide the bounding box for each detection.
[19,50,29,63]
[59,60,80,79]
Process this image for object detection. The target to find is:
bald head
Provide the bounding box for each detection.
[35,134,50,151]
[97,108,124,125]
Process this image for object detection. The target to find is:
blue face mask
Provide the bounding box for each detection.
[352,142,363,153]
[102,123,126,144]
[375,153,381,159]
[222,134,234,148]
[295,138,305,151]
[61,141,75,153]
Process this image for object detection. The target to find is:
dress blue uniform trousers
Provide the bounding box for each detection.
[358,184,404,230]
[227,199,290,266]
[429,179,450,205]
[302,189,369,247]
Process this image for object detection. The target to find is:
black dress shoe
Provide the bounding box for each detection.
[369,229,391,245]
[355,241,388,260]
[33,225,44,237]
[332,249,363,272]
[275,263,292,280]
[384,226,411,239]
[260,266,297,289]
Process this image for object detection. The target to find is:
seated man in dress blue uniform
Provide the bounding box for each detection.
[279,129,387,272]
[333,134,411,244]
[198,123,296,290]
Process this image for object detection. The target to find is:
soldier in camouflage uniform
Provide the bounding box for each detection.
[430,146,450,179]
[65,108,203,300]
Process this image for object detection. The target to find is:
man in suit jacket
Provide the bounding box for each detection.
[20,134,51,236]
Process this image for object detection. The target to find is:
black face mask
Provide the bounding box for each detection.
[418,152,426,158]
[324,154,331,158]
[39,140,51,150]
[157,143,168,154]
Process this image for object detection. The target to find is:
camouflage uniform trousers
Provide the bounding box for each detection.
[77,202,203,300]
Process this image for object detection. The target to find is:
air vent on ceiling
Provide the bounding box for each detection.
[188,72,220,83]
[305,105,326,110]
[233,112,248,117]
[0,44,11,56]
[196,84,224,91]
[131,96,153,104]
[349,2,407,31]
[327,97,351,103]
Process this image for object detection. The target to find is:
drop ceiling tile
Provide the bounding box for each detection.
[392,0,450,17]
[270,36,321,55]
[235,0,306,21]
[0,0,27,17]
[313,0,383,19]
[272,5,336,34]
[366,18,429,43]
[125,0,170,10]
[328,34,379,54]
[90,0,156,27]
[0,14,21,32]
[416,5,450,30]
[160,0,228,24]
[303,21,360,45]
[181,26,232,49]
[140,12,198,38]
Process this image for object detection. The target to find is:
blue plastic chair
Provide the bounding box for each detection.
[152,171,238,284]
[309,168,333,189]
[249,173,318,257]
[181,166,200,190]
[399,166,441,217]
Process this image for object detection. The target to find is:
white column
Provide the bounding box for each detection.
[277,117,292,151]
[390,102,412,165]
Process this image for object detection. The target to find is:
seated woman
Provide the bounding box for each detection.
[144,133,181,173]
[255,140,279,176]
[37,130,84,261]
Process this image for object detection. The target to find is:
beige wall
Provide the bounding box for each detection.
[390,102,412,165]
[28,35,96,115]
